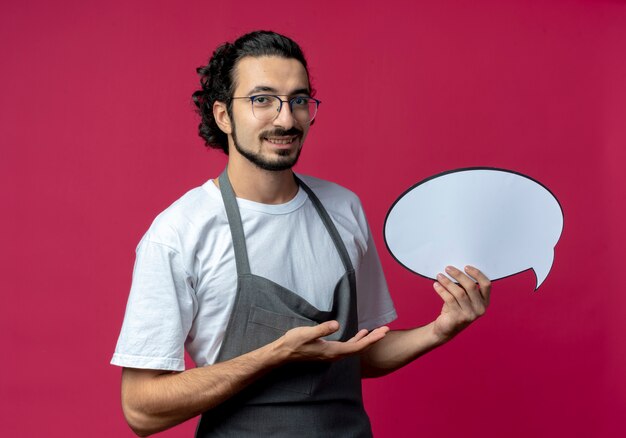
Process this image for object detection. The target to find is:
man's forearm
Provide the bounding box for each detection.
[361,266,492,378]
[360,322,449,378]
[122,343,281,437]
[121,320,389,436]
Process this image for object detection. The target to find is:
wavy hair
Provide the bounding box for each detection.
[192,31,310,154]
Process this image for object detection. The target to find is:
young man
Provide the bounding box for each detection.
[111,31,491,437]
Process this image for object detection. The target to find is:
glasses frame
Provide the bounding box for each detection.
[230,94,321,123]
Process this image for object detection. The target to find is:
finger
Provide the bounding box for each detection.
[345,326,389,345]
[364,326,390,343]
[443,266,490,318]
[445,266,480,298]
[436,273,469,307]
[296,320,339,342]
[347,329,370,343]
[326,327,389,356]
[445,265,484,307]
[465,265,492,305]
[433,280,460,308]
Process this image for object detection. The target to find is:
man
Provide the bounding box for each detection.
[111,31,491,437]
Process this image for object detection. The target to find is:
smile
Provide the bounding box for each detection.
[263,135,298,145]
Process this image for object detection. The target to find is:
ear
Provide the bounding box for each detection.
[213,101,232,134]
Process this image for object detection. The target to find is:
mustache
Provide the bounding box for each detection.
[259,127,303,138]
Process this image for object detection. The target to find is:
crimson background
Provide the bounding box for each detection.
[2,0,625,437]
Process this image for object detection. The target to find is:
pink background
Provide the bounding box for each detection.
[2,0,625,436]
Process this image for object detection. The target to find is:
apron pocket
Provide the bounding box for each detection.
[248,305,315,332]
[243,306,329,396]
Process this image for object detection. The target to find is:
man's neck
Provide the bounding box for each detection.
[219,157,299,205]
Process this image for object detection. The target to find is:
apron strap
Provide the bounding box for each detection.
[295,176,355,273]
[219,169,251,275]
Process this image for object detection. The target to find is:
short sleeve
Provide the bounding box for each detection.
[356,225,397,330]
[111,236,196,371]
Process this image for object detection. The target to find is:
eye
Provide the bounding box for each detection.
[292,96,310,106]
[252,95,273,106]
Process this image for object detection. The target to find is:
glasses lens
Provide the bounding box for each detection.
[251,95,280,121]
[291,97,318,123]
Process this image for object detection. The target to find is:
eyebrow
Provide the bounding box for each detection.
[246,85,311,96]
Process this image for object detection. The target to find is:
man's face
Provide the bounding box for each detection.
[228,56,311,171]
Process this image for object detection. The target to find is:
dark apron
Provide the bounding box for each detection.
[195,170,372,437]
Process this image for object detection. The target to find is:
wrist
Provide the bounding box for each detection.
[259,336,290,367]
[427,321,455,346]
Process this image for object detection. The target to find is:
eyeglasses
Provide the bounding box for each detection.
[230,94,321,124]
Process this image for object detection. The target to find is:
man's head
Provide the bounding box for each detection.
[193,31,314,171]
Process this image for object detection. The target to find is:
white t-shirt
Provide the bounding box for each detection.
[111,174,397,371]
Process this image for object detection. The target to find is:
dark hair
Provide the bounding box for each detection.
[192,30,310,154]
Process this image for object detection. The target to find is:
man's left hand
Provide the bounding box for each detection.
[432,265,491,342]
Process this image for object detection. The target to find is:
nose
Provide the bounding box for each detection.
[272,100,295,129]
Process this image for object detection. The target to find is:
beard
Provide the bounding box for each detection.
[231,119,303,172]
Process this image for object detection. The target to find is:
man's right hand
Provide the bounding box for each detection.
[272,320,390,363]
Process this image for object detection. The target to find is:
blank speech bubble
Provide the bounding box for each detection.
[384,168,563,291]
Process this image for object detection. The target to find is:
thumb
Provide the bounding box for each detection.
[315,320,340,337]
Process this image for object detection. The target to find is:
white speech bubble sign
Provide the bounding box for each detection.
[384,168,563,291]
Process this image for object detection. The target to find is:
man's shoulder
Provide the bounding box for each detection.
[296,173,361,206]
[143,180,223,246]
